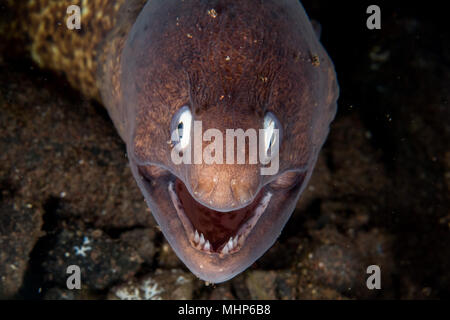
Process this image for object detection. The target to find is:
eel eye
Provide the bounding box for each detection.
[263,112,282,158]
[171,106,192,150]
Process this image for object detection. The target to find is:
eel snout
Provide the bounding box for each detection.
[187,164,261,212]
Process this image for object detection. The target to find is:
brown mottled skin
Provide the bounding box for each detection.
[2,0,338,282]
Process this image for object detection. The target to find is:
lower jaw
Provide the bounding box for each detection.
[168,180,272,256]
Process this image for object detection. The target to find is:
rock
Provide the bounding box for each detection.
[0,201,43,298]
[207,282,235,300]
[297,285,348,300]
[256,237,303,270]
[275,271,298,300]
[43,287,77,300]
[355,228,395,298]
[157,240,183,268]
[309,243,362,293]
[43,287,99,300]
[246,271,278,300]
[108,269,197,300]
[0,65,155,231]
[296,227,364,296]
[245,270,298,300]
[231,273,251,300]
[42,228,142,290]
[120,228,157,265]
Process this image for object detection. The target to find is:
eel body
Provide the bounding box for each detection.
[2,0,339,282]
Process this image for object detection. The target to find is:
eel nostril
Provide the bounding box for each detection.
[231,178,254,205]
[238,191,252,205]
[197,178,215,193]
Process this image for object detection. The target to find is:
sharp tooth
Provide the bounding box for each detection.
[194,230,199,243]
[227,237,234,250]
[238,235,244,246]
[221,245,229,254]
[233,237,238,248]
[204,240,210,252]
[199,233,205,246]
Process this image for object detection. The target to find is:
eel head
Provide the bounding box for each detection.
[119,0,338,282]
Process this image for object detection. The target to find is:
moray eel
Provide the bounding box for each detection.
[2,0,338,282]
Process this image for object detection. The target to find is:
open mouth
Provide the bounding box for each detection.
[138,164,305,257]
[168,179,272,256]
